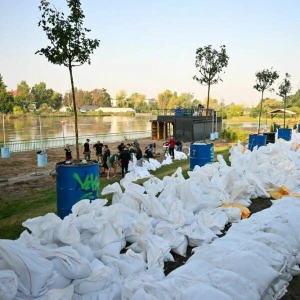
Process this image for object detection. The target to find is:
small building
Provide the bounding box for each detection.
[59,106,71,112]
[151,108,222,142]
[95,107,136,113]
[80,105,100,113]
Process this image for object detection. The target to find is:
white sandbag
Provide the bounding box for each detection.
[143,177,164,195]
[93,241,123,260]
[120,191,141,212]
[196,209,228,234]
[145,193,169,219]
[71,199,108,216]
[125,212,154,243]
[140,277,220,300]
[45,285,74,300]
[39,246,92,280]
[195,249,278,296]
[167,259,216,280]
[218,206,242,223]
[197,269,261,300]
[47,270,71,290]
[175,282,232,300]
[137,234,172,268]
[131,289,159,300]
[17,230,44,248]
[174,150,187,160]
[72,259,114,295]
[56,215,81,245]
[178,222,217,247]
[122,268,165,300]
[73,282,121,300]
[22,213,62,245]
[149,158,162,169]
[106,251,147,278]
[0,240,54,297]
[88,221,122,251]
[71,243,94,263]
[0,270,18,300]
[167,199,196,227]
[101,182,123,204]
[101,203,140,232]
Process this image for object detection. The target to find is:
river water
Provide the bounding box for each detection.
[0,114,265,143]
[0,114,153,142]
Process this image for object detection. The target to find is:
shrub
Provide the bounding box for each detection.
[221,127,250,143]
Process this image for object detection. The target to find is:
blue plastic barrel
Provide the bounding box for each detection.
[37,152,48,167]
[248,134,267,151]
[278,128,292,141]
[56,162,100,219]
[1,147,10,158]
[298,124,300,133]
[214,132,219,139]
[190,143,214,171]
[210,133,215,140]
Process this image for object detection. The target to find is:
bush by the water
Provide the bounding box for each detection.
[221,127,250,142]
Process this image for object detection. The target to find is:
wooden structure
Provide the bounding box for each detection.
[151,108,222,142]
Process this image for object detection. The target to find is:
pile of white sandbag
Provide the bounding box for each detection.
[2,136,300,299]
[130,197,300,299]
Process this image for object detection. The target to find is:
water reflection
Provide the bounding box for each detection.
[0,115,152,142]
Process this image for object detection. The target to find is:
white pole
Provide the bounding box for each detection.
[215,111,218,132]
[3,114,6,147]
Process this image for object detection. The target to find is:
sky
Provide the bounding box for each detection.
[0,0,300,106]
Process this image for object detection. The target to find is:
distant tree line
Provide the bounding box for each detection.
[1,73,300,117]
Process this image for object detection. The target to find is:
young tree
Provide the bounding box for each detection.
[36,0,100,159]
[277,73,292,128]
[0,74,14,115]
[253,68,279,133]
[193,45,229,141]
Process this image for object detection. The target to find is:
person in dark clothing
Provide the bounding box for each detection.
[144,146,153,159]
[128,144,136,159]
[102,145,111,175]
[118,146,131,178]
[64,144,72,160]
[83,139,91,160]
[175,140,183,152]
[135,146,143,167]
[117,142,125,152]
[133,139,139,147]
[93,141,103,162]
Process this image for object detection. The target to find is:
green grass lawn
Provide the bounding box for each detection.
[0,147,230,240]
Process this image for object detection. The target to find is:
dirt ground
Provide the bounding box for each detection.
[0,138,299,299]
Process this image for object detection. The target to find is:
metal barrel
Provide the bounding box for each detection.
[248,134,267,151]
[56,162,100,219]
[278,128,292,141]
[190,143,214,171]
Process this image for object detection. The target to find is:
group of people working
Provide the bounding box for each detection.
[63,139,156,179]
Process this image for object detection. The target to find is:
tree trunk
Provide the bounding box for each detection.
[203,83,211,142]
[283,95,286,128]
[68,64,79,160]
[258,90,264,134]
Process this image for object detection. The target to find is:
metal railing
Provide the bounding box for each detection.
[1,130,151,152]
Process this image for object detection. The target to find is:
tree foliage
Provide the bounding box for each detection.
[193,45,229,140]
[157,90,177,110]
[0,74,14,114]
[253,68,279,133]
[277,73,292,127]
[36,0,100,159]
